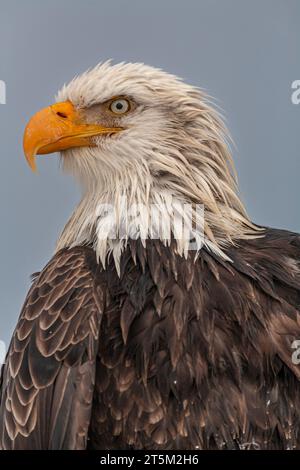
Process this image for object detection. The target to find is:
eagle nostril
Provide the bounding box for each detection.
[56,111,68,119]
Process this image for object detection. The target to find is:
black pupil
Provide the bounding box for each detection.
[116,102,123,110]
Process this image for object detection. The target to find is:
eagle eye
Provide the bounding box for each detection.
[109,98,130,115]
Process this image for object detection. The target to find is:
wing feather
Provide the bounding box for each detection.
[0,246,104,449]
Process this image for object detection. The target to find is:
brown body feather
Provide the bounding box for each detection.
[1,228,300,449]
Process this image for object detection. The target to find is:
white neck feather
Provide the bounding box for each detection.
[56,157,259,273]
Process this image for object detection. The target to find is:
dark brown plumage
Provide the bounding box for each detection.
[1,228,300,449]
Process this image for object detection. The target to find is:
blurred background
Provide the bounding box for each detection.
[0,0,299,349]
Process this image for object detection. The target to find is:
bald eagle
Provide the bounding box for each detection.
[1,61,300,450]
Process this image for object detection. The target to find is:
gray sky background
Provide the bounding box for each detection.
[0,0,299,347]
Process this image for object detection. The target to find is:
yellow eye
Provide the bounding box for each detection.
[109,98,130,114]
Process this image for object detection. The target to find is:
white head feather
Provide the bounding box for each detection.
[55,61,260,270]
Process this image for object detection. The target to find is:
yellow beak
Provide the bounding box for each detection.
[23,101,122,171]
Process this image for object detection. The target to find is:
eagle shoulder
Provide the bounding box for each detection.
[0,246,105,449]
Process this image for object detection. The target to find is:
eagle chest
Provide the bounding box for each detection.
[88,243,207,449]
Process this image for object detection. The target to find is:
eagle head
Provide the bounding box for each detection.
[23,61,259,266]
